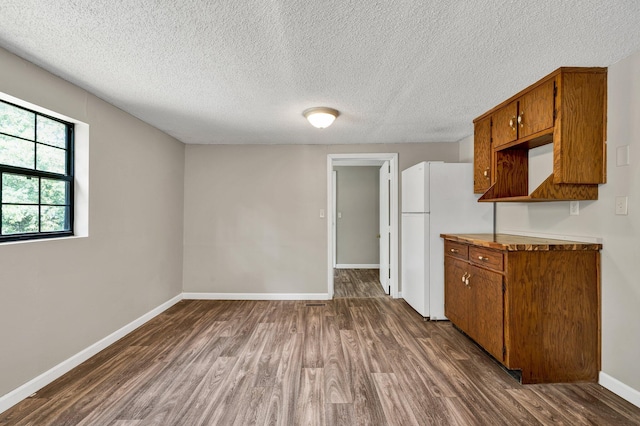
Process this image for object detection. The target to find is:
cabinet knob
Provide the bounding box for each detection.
[461,272,471,287]
[483,168,490,178]
[509,116,517,130]
[478,256,489,261]
[450,248,459,253]
[518,112,524,127]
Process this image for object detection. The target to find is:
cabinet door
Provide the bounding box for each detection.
[492,101,518,148]
[444,257,471,332]
[554,71,607,184]
[468,264,504,361]
[473,116,492,193]
[518,79,555,140]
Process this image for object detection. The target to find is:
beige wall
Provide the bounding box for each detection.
[183,142,458,294]
[0,48,185,396]
[461,50,640,395]
[458,134,473,163]
[334,166,380,265]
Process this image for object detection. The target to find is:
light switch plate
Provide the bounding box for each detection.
[615,196,628,215]
[617,145,630,166]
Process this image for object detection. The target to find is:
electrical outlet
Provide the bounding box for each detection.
[615,196,628,215]
[569,201,579,215]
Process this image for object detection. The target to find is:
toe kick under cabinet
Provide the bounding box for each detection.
[441,233,602,384]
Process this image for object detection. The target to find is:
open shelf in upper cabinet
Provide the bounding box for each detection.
[474,67,606,202]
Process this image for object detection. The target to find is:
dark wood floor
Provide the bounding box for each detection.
[334,268,387,298]
[2,270,640,425]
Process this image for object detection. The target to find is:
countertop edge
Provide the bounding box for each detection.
[441,233,603,251]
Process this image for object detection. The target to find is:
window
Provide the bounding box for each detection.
[0,100,74,242]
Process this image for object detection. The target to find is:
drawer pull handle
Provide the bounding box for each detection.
[478,256,489,261]
[450,248,459,253]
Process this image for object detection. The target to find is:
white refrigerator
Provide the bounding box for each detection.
[401,162,494,319]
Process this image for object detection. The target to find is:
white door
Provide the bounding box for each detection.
[379,162,390,293]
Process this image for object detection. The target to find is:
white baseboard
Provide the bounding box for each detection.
[600,372,640,408]
[183,292,331,301]
[335,264,380,269]
[0,294,183,415]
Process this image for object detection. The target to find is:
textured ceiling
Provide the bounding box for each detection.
[1,1,640,145]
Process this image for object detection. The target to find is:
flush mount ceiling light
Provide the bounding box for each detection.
[303,107,339,129]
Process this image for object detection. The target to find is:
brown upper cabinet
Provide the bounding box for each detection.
[473,67,607,201]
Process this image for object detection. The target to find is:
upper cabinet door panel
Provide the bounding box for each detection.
[473,116,492,194]
[518,79,555,139]
[492,101,518,148]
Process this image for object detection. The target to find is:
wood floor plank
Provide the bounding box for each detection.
[440,396,490,426]
[294,368,325,426]
[339,329,387,425]
[334,269,386,298]
[585,384,640,423]
[203,322,275,425]
[16,346,166,426]
[302,305,324,368]
[231,386,271,426]
[110,321,231,421]
[323,321,352,404]
[507,388,575,425]
[262,331,303,426]
[372,372,420,426]
[541,384,640,426]
[255,316,290,388]
[163,355,238,426]
[383,310,462,400]
[387,347,460,424]
[2,270,640,426]
[325,403,355,426]
[349,306,394,373]
[333,298,355,331]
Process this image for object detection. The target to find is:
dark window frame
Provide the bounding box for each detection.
[0,99,74,242]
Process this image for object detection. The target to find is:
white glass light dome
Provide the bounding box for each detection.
[303,107,339,129]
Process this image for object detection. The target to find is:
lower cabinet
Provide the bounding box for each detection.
[444,253,504,362]
[442,234,601,384]
[467,263,504,362]
[443,257,470,331]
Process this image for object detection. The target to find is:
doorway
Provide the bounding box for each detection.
[327,153,399,299]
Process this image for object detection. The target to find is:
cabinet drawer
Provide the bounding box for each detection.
[470,246,504,271]
[445,241,469,260]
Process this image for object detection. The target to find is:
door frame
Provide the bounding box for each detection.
[379,161,390,293]
[327,153,399,299]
